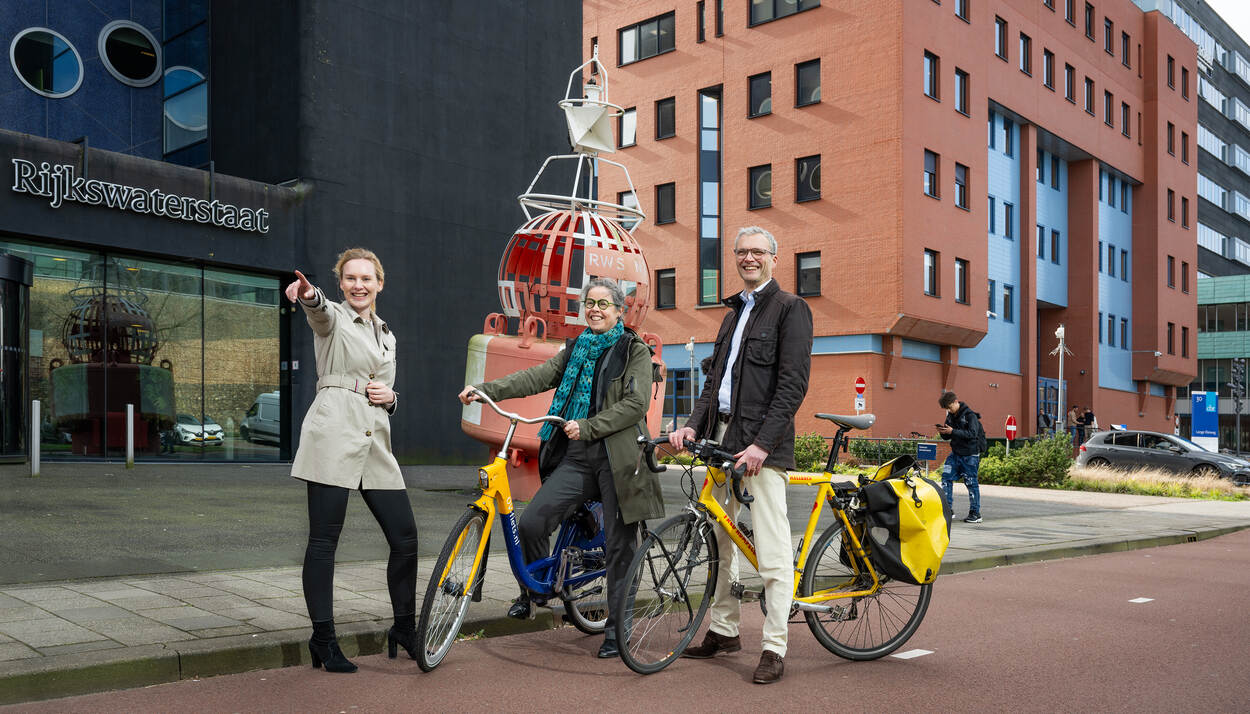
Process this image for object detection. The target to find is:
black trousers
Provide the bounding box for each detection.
[519,439,637,632]
[302,481,419,624]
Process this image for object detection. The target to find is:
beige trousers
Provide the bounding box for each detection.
[706,421,792,657]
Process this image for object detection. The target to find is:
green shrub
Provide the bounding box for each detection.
[794,432,831,472]
[977,432,1073,487]
[848,438,917,465]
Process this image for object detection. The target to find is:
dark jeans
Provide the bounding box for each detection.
[519,439,636,633]
[303,481,419,624]
[941,452,981,516]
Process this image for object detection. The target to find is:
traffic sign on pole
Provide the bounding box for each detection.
[854,377,866,396]
[1005,414,1016,455]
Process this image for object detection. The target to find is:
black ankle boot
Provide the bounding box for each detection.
[388,626,417,660]
[308,638,357,673]
[507,593,531,620]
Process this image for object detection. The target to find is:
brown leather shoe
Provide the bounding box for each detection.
[681,629,742,658]
[752,650,784,684]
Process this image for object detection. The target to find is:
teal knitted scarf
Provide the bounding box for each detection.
[539,321,625,440]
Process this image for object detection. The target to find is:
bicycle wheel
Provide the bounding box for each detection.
[616,513,718,675]
[415,508,488,672]
[560,510,609,634]
[799,522,931,661]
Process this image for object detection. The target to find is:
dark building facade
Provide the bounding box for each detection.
[1,1,581,464]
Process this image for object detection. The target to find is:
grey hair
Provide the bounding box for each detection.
[734,226,778,254]
[581,276,626,308]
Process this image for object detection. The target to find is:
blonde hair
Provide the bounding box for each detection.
[333,247,385,312]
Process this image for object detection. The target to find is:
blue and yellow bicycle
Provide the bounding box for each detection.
[414,389,608,671]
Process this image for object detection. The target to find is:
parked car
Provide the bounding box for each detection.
[240,391,280,444]
[173,413,224,445]
[1076,429,1250,485]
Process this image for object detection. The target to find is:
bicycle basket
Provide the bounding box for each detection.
[858,469,952,585]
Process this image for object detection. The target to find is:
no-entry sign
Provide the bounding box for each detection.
[1005,415,1017,439]
[855,377,866,396]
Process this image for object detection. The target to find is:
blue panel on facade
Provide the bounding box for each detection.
[1098,169,1135,392]
[1035,150,1069,306]
[901,339,941,362]
[812,334,882,355]
[1149,382,1166,397]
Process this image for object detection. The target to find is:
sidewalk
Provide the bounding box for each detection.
[3,484,1250,705]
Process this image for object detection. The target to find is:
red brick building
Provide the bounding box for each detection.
[585,0,1197,440]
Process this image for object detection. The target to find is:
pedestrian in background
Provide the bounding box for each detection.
[1067,404,1082,445]
[1080,406,1098,441]
[937,391,984,524]
[285,248,418,674]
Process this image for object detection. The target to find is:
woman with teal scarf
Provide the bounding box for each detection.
[458,277,664,659]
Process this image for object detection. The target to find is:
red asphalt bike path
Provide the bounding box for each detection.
[9,529,1250,713]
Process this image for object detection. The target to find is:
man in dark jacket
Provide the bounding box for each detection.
[937,390,983,523]
[669,226,813,684]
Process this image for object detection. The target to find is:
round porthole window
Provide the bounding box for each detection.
[9,28,83,98]
[99,21,161,87]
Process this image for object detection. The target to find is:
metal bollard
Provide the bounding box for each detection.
[126,403,135,469]
[30,399,40,477]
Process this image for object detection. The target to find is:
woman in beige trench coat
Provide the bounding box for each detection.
[285,248,418,674]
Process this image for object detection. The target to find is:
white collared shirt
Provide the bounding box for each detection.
[717,279,771,414]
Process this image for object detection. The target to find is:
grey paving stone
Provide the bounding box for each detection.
[35,640,125,657]
[332,610,376,624]
[180,594,256,612]
[210,581,294,599]
[187,624,261,638]
[86,620,198,646]
[0,618,109,648]
[36,597,113,613]
[96,593,184,609]
[54,605,137,623]
[67,586,154,600]
[0,594,29,609]
[0,586,81,604]
[0,641,40,661]
[237,611,309,632]
[134,606,241,630]
[0,606,47,624]
[251,596,307,615]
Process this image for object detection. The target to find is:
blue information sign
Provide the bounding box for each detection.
[916,443,938,461]
[1191,391,1218,439]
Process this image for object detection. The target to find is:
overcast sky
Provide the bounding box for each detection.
[1203,0,1250,47]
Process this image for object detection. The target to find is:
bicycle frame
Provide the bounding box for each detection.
[690,465,882,609]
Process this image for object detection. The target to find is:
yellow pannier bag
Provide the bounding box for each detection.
[859,457,953,585]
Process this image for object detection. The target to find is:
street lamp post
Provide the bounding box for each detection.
[1050,325,1073,443]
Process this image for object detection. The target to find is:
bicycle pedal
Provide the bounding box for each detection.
[831,602,859,622]
[729,581,762,602]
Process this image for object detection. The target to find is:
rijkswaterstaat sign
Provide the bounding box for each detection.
[10,159,270,234]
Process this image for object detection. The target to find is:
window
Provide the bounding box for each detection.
[655,97,675,139]
[1121,318,1128,350]
[1019,33,1032,75]
[1108,243,1115,277]
[1051,229,1061,264]
[1004,202,1014,239]
[1182,326,1189,358]
[955,258,969,303]
[1037,224,1046,259]
[1120,181,1127,212]
[9,28,84,98]
[924,249,939,296]
[988,110,996,149]
[1099,311,1104,342]
[1167,188,1175,221]
[797,252,821,296]
[1045,0,1054,9]
[750,0,820,25]
[1065,0,1075,23]
[1182,67,1189,99]
[1182,196,1189,227]
[1167,55,1175,88]
[995,17,1008,60]
[1121,102,1129,136]
[1037,149,1045,184]
[796,59,820,106]
[1051,156,1060,189]
[697,1,706,42]
[1099,240,1103,271]
[619,107,637,147]
[1104,90,1113,126]
[988,196,996,233]
[1167,255,1175,287]
[1182,261,1190,293]
[99,21,162,87]
[1108,314,1116,347]
[1084,3,1094,40]
[1120,249,1127,281]
[618,190,639,216]
[988,279,997,316]
[1065,64,1075,102]
[655,268,676,308]
[1104,18,1113,54]
[1085,77,1095,114]
[955,163,969,208]
[1003,117,1014,156]
[924,150,939,198]
[748,72,771,117]
[796,155,821,201]
[924,51,940,99]
[1167,122,1175,155]
[955,0,968,21]
[715,0,724,36]
[955,68,969,114]
[1003,284,1014,323]
[1167,322,1175,355]
[619,12,675,65]
[1181,132,1189,164]
[655,182,676,224]
[1109,175,1117,207]
[1121,31,1130,67]
[1043,49,1055,89]
[749,164,772,209]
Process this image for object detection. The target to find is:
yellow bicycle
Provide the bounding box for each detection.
[618,413,932,674]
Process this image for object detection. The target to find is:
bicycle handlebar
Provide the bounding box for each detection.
[638,436,753,505]
[465,388,567,427]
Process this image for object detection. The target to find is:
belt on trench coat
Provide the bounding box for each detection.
[317,375,376,400]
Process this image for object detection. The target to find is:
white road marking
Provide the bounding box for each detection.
[1128,597,1154,603]
[891,649,933,659]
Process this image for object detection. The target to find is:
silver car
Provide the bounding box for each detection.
[1076,429,1250,485]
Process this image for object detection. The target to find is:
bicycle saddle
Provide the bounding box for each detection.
[815,413,876,431]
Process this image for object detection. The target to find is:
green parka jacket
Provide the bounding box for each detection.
[475,328,664,525]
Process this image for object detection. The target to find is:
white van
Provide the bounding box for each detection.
[241,391,280,444]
